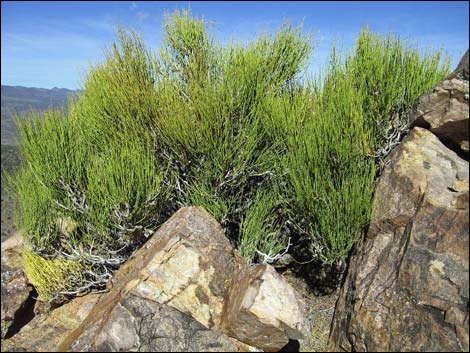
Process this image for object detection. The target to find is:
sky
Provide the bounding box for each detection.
[1,1,469,89]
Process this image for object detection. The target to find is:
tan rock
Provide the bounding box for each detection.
[460,140,470,153]
[409,51,469,157]
[1,232,23,252]
[222,264,309,352]
[451,179,469,192]
[329,127,469,352]
[57,207,307,352]
[58,207,250,352]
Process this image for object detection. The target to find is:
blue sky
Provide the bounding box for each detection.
[1,1,468,89]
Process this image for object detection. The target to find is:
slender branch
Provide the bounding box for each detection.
[256,237,292,264]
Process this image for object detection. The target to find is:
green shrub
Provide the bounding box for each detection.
[7,9,449,299]
[346,28,449,154]
[281,30,448,264]
[8,28,170,301]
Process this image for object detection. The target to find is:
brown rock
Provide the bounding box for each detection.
[456,192,469,210]
[409,51,469,158]
[449,49,469,81]
[58,207,307,351]
[1,293,102,351]
[1,233,32,339]
[221,264,309,352]
[329,127,469,352]
[58,207,251,352]
[66,294,251,352]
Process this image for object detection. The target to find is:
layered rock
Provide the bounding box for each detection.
[409,50,469,158]
[1,233,32,339]
[58,207,307,352]
[329,127,469,351]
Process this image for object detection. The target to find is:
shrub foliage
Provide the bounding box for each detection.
[7,10,449,301]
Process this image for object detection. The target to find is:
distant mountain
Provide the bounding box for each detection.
[1,85,79,145]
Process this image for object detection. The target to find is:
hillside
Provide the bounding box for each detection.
[1,85,78,145]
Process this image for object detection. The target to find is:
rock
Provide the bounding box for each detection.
[1,232,23,252]
[58,206,307,351]
[221,264,310,352]
[123,206,245,329]
[65,294,250,352]
[1,293,103,352]
[409,50,469,158]
[58,207,251,351]
[449,49,469,81]
[1,233,32,339]
[329,127,469,352]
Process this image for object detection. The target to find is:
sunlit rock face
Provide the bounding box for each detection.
[58,207,308,352]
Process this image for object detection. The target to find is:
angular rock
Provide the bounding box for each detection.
[329,127,469,352]
[58,207,250,351]
[128,206,246,328]
[1,233,32,339]
[1,293,103,352]
[221,264,310,352]
[409,50,469,158]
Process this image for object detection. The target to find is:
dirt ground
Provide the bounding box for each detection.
[281,269,339,352]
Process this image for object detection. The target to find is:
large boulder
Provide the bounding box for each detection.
[409,50,469,158]
[58,206,247,352]
[1,207,308,352]
[58,207,306,352]
[1,233,32,339]
[63,294,251,352]
[329,127,469,351]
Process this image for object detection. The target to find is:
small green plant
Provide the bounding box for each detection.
[23,249,88,301]
[7,9,449,300]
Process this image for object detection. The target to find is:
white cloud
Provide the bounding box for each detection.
[136,11,149,23]
[130,2,137,11]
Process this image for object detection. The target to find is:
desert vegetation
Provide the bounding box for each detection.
[5,10,449,301]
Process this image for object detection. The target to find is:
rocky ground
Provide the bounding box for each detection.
[281,270,338,352]
[2,207,325,352]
